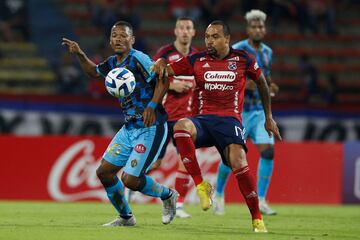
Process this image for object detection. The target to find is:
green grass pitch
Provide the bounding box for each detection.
[0,201,359,240]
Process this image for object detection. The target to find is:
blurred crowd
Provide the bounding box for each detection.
[1,0,359,106]
[0,0,30,42]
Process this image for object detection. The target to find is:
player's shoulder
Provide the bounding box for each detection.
[231,48,253,59]
[261,42,272,54]
[157,43,174,54]
[188,51,208,64]
[189,50,207,58]
[130,49,153,64]
[190,45,199,54]
[232,39,248,50]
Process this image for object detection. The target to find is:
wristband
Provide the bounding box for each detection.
[147,101,157,109]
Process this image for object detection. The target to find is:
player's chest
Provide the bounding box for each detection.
[193,60,247,86]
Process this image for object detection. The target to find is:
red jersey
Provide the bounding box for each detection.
[170,48,262,122]
[153,44,197,121]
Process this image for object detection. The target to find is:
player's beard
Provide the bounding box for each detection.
[252,35,264,44]
[207,46,218,58]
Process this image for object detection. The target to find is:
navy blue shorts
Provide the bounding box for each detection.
[189,115,247,166]
[157,120,177,159]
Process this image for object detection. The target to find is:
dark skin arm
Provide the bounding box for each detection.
[143,72,170,127]
[246,75,279,97]
[61,38,100,79]
[256,73,282,140]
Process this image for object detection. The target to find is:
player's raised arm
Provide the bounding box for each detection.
[256,73,282,140]
[61,37,99,78]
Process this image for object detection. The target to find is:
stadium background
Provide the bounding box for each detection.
[1,0,359,213]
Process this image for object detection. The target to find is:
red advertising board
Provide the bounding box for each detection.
[0,136,343,204]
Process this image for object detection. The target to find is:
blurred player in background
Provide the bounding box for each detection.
[62,21,178,227]
[152,16,197,218]
[152,20,282,233]
[213,10,280,216]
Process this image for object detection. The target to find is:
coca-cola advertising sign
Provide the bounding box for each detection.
[0,136,344,204]
[47,139,106,201]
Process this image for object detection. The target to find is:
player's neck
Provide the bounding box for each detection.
[174,41,190,56]
[248,39,262,50]
[214,47,230,60]
[115,51,129,63]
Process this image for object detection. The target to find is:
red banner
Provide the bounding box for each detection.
[0,136,342,203]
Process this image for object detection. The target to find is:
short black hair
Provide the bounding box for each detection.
[209,20,230,36]
[112,21,134,35]
[176,16,194,23]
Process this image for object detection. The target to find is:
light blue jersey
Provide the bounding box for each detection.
[98,49,169,175]
[97,49,167,129]
[232,39,272,112]
[232,39,274,144]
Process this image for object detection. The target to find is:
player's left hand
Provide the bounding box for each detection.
[143,107,156,127]
[265,117,282,141]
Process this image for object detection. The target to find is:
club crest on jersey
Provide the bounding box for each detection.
[228,62,237,70]
[131,159,138,167]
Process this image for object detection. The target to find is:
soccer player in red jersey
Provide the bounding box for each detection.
[152,17,197,218]
[152,20,282,233]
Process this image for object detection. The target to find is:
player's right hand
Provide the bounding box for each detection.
[265,117,282,141]
[61,38,82,55]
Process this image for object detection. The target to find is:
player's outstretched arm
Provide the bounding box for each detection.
[150,58,175,81]
[143,73,170,127]
[256,74,282,140]
[61,38,99,78]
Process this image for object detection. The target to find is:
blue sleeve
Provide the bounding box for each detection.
[133,51,155,83]
[96,56,114,78]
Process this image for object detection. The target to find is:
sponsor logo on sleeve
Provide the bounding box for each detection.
[135,144,146,153]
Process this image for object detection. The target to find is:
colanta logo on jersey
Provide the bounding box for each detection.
[204,71,235,91]
[204,71,236,82]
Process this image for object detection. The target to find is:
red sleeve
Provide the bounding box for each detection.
[245,54,262,82]
[169,56,194,76]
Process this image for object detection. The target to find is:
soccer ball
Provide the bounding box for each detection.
[105,67,136,98]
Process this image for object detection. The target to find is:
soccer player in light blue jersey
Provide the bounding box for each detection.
[213,10,280,215]
[62,21,178,226]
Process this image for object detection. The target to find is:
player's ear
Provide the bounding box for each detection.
[225,35,230,45]
[131,36,135,45]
